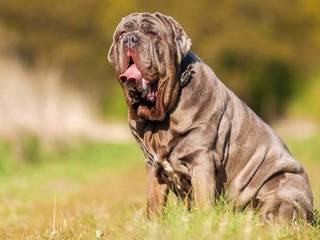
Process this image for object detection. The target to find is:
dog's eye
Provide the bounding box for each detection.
[118,31,126,39]
[147,31,157,37]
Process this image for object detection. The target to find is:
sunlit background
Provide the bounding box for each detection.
[0,1,319,239]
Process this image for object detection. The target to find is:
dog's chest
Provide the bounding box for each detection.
[130,124,191,192]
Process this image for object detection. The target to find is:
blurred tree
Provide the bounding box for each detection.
[0,0,319,121]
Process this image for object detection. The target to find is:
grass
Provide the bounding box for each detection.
[0,134,319,239]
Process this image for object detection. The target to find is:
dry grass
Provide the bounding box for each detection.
[0,133,319,239]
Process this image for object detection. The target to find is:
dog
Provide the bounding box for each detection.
[108,12,314,222]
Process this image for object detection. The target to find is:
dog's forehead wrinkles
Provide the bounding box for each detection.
[117,18,163,39]
[117,13,168,36]
[128,16,159,30]
[140,16,157,25]
[140,21,158,34]
[119,14,139,30]
[140,20,155,28]
[123,21,135,29]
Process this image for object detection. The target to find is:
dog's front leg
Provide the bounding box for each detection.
[146,163,169,218]
[191,153,215,208]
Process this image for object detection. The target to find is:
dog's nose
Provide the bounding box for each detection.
[123,33,139,49]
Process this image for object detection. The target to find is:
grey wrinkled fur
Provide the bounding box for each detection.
[108,12,314,222]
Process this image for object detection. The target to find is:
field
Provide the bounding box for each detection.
[0,133,320,240]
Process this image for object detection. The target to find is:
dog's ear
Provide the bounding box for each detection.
[107,42,115,64]
[169,16,192,64]
[107,36,118,69]
[154,12,192,64]
[107,26,122,74]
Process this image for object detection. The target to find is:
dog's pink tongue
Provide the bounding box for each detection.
[119,64,142,86]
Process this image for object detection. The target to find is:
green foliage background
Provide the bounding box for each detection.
[0,0,319,121]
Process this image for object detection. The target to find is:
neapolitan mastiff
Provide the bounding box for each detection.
[108,12,314,222]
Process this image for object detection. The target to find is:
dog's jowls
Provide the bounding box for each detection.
[108,12,314,222]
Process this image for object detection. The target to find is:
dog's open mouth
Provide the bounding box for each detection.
[119,56,158,108]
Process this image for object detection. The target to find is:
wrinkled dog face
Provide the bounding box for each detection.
[108,12,191,121]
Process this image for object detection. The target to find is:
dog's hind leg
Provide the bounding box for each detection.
[256,172,313,223]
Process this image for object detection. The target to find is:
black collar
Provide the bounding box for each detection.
[178,51,200,87]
